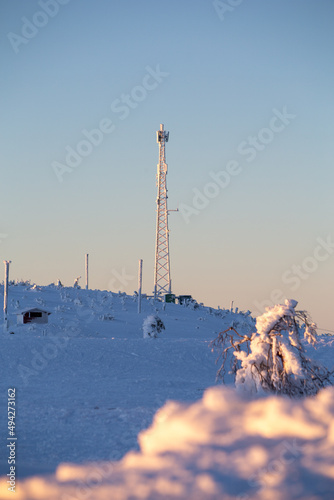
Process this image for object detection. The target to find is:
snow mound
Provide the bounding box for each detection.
[256,298,298,337]
[4,385,334,500]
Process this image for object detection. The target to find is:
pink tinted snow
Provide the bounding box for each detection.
[2,385,334,500]
[256,299,298,337]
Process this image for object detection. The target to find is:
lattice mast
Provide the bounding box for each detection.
[154,124,171,299]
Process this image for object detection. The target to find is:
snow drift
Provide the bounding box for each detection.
[2,384,334,500]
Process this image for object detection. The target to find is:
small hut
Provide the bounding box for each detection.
[16,308,51,325]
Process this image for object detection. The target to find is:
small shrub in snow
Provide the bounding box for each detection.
[73,276,81,288]
[121,296,127,310]
[143,315,165,339]
[61,292,71,302]
[15,279,31,286]
[55,305,65,312]
[99,314,114,321]
[180,298,199,310]
[211,299,333,397]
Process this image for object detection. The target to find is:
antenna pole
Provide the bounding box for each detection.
[85,253,89,290]
[138,259,143,313]
[3,260,11,332]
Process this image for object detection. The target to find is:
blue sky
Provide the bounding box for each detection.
[1,0,334,329]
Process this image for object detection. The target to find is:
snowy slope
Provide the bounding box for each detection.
[0,283,333,499]
[0,284,252,477]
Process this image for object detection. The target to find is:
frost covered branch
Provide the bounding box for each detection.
[210,326,252,380]
[211,300,333,397]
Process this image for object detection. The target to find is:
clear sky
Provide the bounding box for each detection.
[1,0,334,330]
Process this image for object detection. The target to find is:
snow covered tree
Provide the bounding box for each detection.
[210,299,333,397]
[73,276,81,288]
[143,315,165,339]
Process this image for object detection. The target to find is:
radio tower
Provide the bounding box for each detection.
[154,124,171,299]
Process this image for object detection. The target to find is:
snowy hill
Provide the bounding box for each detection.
[0,284,333,499]
[0,284,252,475]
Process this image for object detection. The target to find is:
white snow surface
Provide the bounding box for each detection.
[255,298,298,337]
[0,284,333,499]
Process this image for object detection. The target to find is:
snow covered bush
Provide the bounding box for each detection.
[73,276,81,288]
[99,313,114,321]
[143,315,165,339]
[211,299,333,397]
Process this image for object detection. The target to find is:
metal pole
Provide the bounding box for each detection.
[138,259,143,314]
[85,253,89,290]
[3,260,11,332]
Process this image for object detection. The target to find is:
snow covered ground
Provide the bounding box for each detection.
[0,283,333,499]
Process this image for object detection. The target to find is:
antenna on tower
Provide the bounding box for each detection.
[154,124,173,300]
